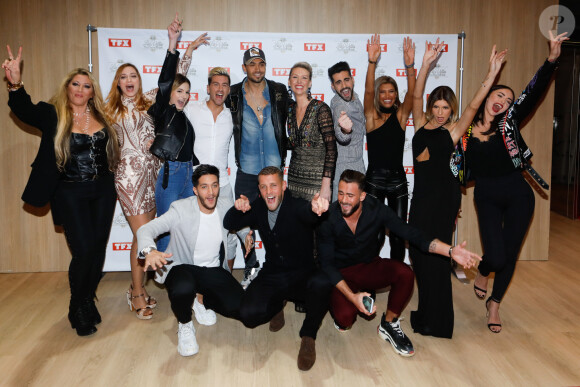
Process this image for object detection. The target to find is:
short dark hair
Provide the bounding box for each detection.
[339,169,365,191]
[192,164,220,186]
[328,61,351,83]
[258,166,283,181]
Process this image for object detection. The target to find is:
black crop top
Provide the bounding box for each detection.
[367,113,405,170]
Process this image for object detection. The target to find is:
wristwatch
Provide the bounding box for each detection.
[138,245,156,259]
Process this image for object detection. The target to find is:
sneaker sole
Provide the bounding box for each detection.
[377,325,415,357]
[178,345,199,357]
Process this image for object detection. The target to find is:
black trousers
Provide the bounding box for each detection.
[474,170,535,302]
[165,264,244,323]
[53,174,117,307]
[365,167,409,261]
[240,266,332,339]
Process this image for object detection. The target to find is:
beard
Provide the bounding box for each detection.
[199,195,217,211]
[340,201,361,218]
[338,87,353,102]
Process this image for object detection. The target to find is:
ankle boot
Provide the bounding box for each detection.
[70,300,97,337]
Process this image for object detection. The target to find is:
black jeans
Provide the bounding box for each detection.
[53,174,117,307]
[365,167,409,261]
[474,170,535,302]
[234,169,260,270]
[165,264,244,323]
[240,266,332,339]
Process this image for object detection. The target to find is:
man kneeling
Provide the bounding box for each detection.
[317,170,480,356]
[137,164,244,357]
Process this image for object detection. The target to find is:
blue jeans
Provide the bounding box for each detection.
[155,161,194,252]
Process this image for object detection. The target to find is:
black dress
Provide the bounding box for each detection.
[408,126,460,338]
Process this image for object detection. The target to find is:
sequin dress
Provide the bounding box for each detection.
[286,99,337,200]
[113,56,191,216]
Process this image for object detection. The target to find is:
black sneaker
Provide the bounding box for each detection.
[378,313,414,357]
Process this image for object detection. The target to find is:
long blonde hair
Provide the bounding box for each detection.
[50,68,119,171]
[104,63,152,123]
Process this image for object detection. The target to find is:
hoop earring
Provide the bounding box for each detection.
[307,87,312,100]
[288,85,293,98]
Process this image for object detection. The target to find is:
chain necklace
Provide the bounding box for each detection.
[247,82,265,121]
[72,106,91,135]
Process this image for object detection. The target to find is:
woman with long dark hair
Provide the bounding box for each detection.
[147,16,206,256]
[3,47,119,336]
[364,34,416,261]
[460,31,567,333]
[409,39,506,338]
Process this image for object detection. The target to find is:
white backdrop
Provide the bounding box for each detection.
[97,29,458,271]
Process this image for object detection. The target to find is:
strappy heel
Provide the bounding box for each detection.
[130,284,157,309]
[474,284,487,299]
[486,297,502,333]
[126,288,153,320]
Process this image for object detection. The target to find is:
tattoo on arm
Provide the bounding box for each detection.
[428,239,440,253]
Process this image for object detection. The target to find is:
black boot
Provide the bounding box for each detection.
[89,295,101,326]
[69,299,97,337]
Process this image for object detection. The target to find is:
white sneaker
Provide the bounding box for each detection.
[192,298,217,326]
[177,321,199,357]
[240,263,261,289]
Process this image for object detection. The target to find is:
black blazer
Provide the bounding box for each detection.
[223,190,319,271]
[8,87,61,209]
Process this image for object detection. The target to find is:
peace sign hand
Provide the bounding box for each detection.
[1,45,23,84]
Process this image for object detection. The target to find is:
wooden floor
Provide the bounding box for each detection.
[1,213,579,387]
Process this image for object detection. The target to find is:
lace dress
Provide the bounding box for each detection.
[286,99,337,200]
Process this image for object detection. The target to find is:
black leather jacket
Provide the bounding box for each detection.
[148,50,197,164]
[226,78,289,169]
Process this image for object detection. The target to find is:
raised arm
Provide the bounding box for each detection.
[412,39,445,131]
[4,45,56,129]
[364,34,381,132]
[398,36,416,126]
[449,45,508,144]
[177,32,210,75]
[509,30,568,125]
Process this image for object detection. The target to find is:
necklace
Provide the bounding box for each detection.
[73,106,91,135]
[247,83,265,121]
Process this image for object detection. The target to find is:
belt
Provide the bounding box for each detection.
[525,164,549,190]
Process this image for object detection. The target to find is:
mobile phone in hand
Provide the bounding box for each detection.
[362,295,374,313]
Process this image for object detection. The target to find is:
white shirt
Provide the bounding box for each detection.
[193,210,222,267]
[186,100,233,187]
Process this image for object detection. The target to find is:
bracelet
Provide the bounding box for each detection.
[448,245,455,258]
[138,245,156,260]
[404,62,415,69]
[368,60,377,64]
[7,80,23,92]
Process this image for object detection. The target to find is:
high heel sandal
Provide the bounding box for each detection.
[127,289,153,320]
[485,297,502,333]
[474,284,487,300]
[130,284,157,309]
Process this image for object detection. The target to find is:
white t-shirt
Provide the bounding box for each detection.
[193,210,222,267]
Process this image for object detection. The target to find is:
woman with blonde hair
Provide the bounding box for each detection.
[3,46,120,337]
[409,39,506,338]
[286,61,336,202]
[104,14,208,320]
